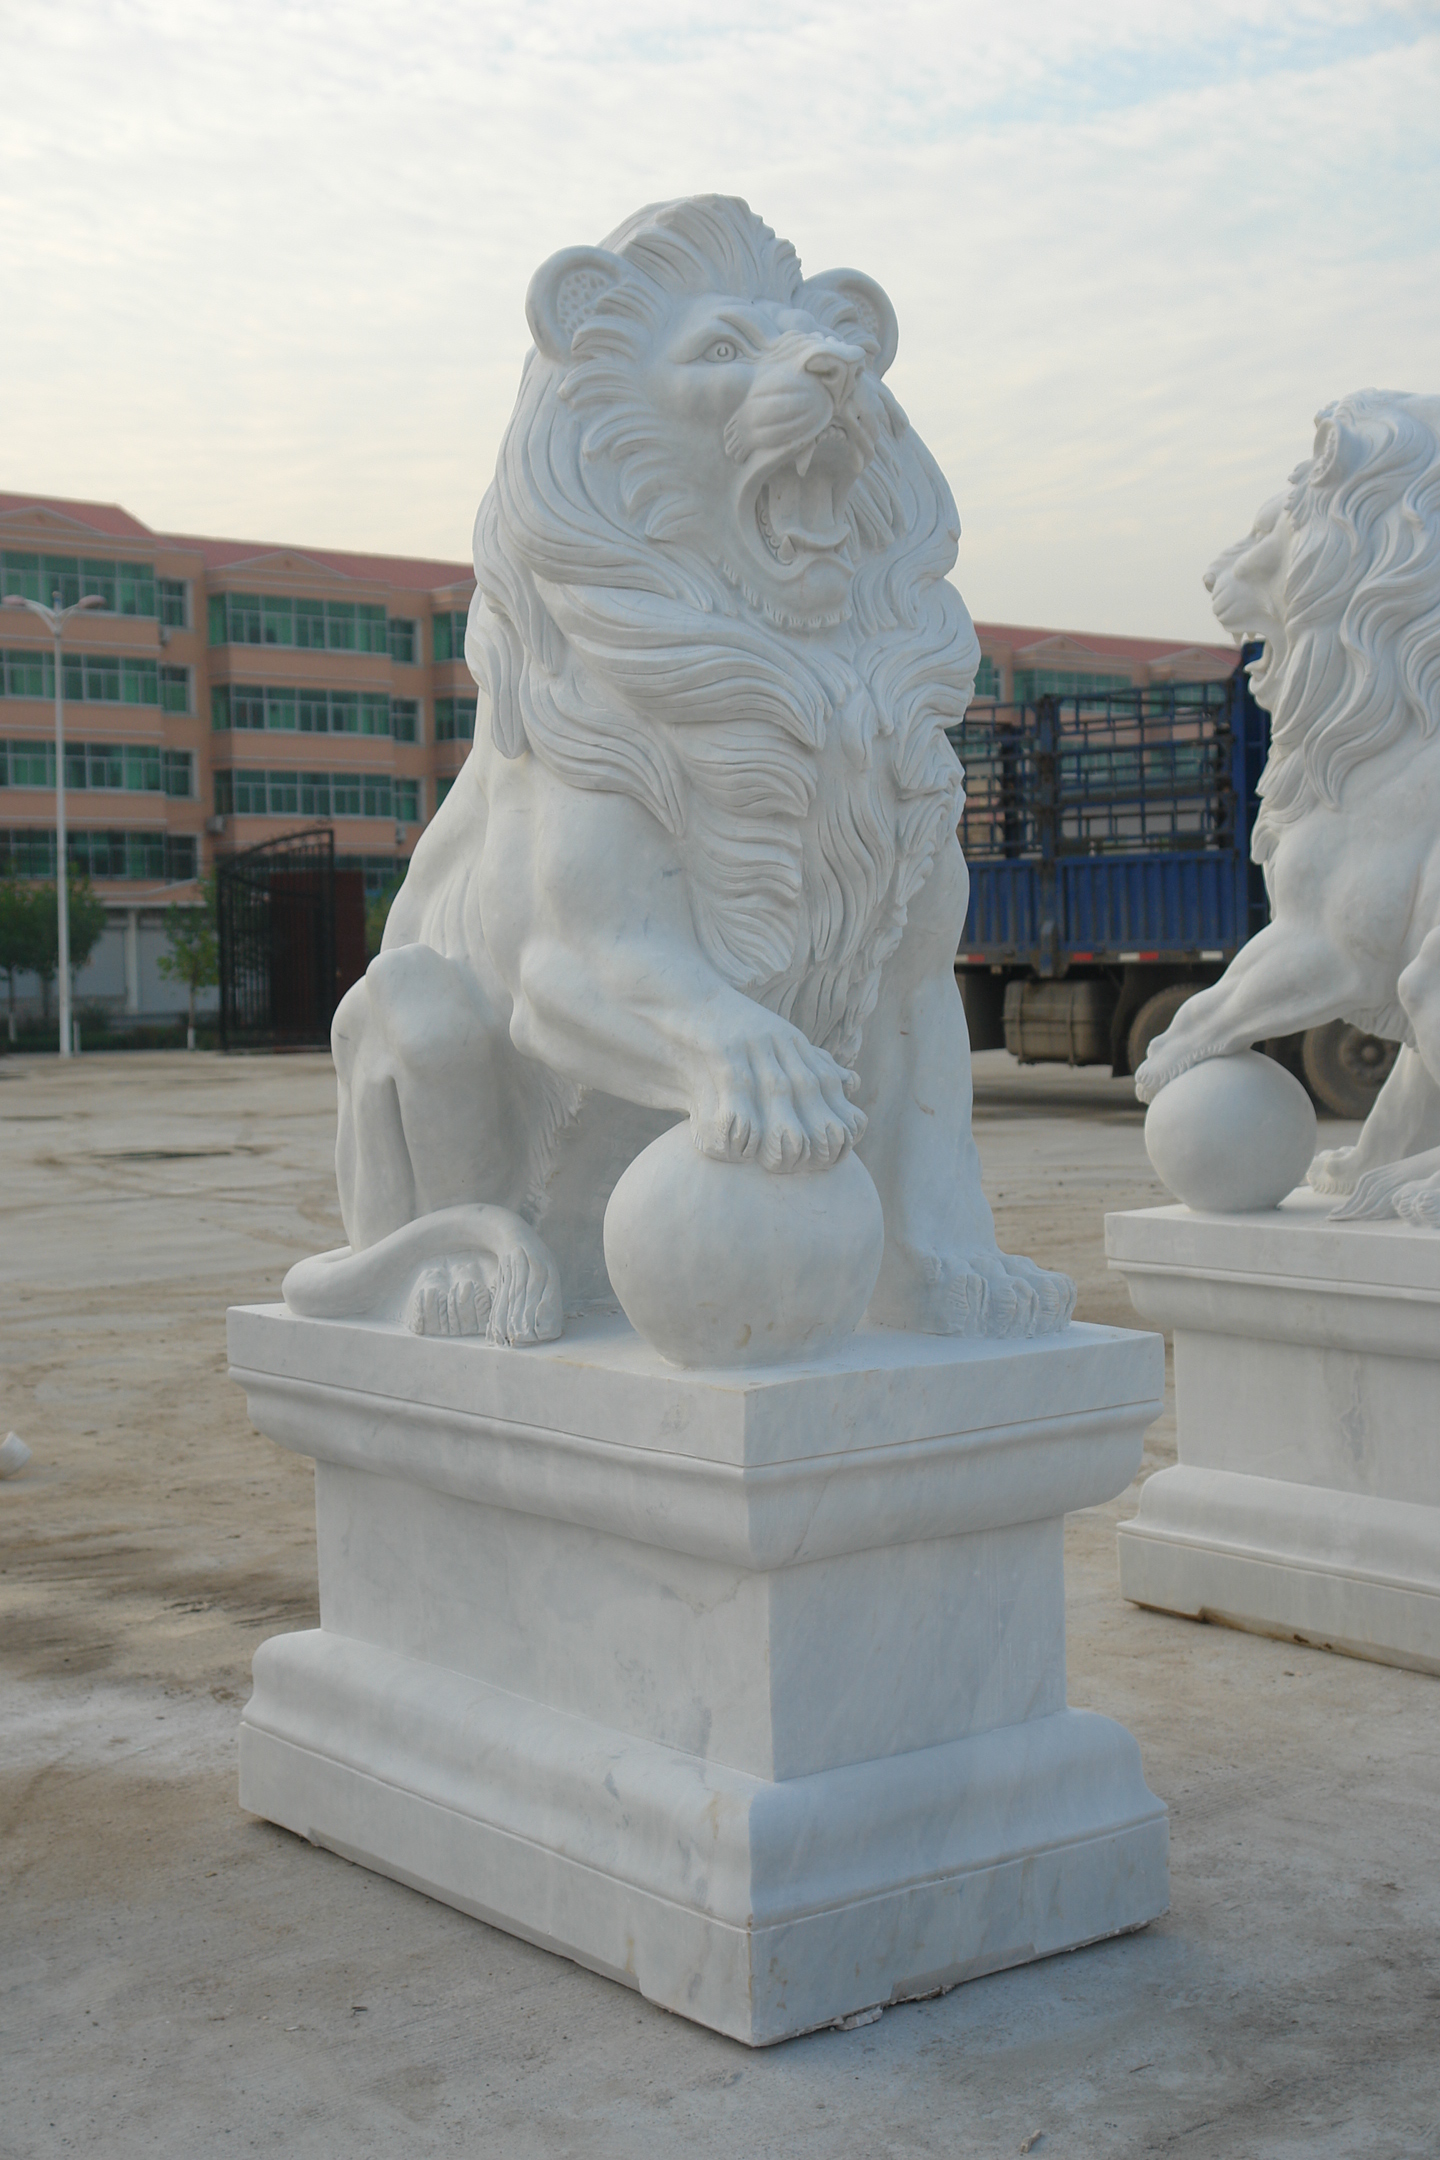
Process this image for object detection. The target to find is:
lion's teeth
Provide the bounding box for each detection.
[796,443,816,478]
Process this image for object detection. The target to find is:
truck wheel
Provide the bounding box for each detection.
[1300,1022,1400,1119]
[1126,984,1198,1077]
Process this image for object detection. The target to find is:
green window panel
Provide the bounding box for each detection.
[395,779,420,824]
[3,650,50,699]
[124,745,163,793]
[973,657,1002,701]
[435,775,454,808]
[7,741,56,787]
[159,665,190,714]
[265,687,297,731]
[360,694,391,737]
[268,771,300,816]
[298,692,329,734]
[263,597,294,646]
[358,605,387,655]
[0,552,155,615]
[2,828,58,874]
[301,774,331,818]
[362,774,393,819]
[232,770,268,815]
[1011,668,1134,703]
[84,743,122,789]
[331,775,363,817]
[211,686,231,731]
[164,751,194,799]
[295,599,326,650]
[221,595,265,645]
[326,602,356,652]
[392,698,418,743]
[213,770,233,816]
[389,618,417,665]
[432,610,468,664]
[434,695,476,742]
[208,596,228,647]
[233,688,266,731]
[167,836,198,881]
[157,579,188,629]
[330,691,359,734]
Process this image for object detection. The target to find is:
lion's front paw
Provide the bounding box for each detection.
[1329,1163,1412,1222]
[1307,1145,1360,1196]
[692,1022,865,1172]
[1394,1174,1440,1229]
[889,1249,1075,1340]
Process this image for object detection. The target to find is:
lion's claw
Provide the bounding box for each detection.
[694,1024,865,1173]
[1308,1146,1360,1196]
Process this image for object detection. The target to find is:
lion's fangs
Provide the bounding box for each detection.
[757,487,797,565]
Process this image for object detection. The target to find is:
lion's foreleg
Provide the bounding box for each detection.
[1308,1046,1440,1193]
[857,838,1075,1339]
[1135,924,1367,1103]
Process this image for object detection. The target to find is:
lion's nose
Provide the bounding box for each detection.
[805,348,860,397]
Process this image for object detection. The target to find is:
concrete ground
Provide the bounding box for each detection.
[1,1048,1436,2160]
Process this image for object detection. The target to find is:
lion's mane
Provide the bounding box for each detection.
[455,195,979,1069]
[1251,388,1440,862]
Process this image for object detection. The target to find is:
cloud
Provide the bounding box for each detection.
[2,0,1436,640]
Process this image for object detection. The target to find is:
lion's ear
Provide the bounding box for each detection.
[802,269,899,378]
[1310,407,1367,492]
[526,246,628,364]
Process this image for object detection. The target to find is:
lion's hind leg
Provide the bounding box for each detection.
[1308,1046,1440,1195]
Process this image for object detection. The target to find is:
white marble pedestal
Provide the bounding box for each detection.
[1108,1194,1440,1674]
[228,1306,1169,2044]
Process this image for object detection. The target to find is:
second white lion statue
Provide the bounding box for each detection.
[1136,388,1440,1226]
[284,194,1075,1354]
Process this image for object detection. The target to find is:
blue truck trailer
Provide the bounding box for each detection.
[948,651,1398,1118]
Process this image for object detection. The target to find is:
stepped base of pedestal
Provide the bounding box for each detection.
[1118,1467,1440,1674]
[240,1631,1168,2046]
[1108,1195,1440,1677]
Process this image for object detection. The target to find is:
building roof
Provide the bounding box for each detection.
[971,618,1237,668]
[0,492,473,593]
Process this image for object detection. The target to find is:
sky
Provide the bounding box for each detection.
[3,0,1438,643]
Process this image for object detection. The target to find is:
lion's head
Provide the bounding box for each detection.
[458,196,979,1065]
[1205,389,1440,859]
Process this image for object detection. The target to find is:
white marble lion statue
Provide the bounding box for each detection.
[284,194,1074,1348]
[1136,388,1440,1225]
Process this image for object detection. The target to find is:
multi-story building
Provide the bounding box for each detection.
[0,489,1237,1020]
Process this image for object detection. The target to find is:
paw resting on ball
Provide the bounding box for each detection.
[1144,1051,1316,1213]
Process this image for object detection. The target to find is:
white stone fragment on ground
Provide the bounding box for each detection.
[0,1432,32,1477]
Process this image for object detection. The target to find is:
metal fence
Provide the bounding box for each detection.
[216,828,338,1051]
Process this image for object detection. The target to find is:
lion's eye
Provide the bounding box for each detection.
[704,339,739,363]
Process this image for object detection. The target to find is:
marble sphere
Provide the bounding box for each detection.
[1144,1050,1317,1213]
[603,1121,885,1368]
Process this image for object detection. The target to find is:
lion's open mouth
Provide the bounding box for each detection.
[755,431,854,566]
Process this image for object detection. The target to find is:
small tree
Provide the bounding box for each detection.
[0,876,42,1043]
[28,877,108,1025]
[157,873,219,1049]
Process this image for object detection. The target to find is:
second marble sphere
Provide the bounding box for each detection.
[1144,1051,1317,1213]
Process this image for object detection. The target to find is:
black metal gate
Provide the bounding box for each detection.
[217,828,337,1050]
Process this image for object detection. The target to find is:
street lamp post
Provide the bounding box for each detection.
[3,589,105,1057]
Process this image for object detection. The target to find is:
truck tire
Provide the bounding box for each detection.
[1300,1022,1400,1119]
[1126,984,1199,1077]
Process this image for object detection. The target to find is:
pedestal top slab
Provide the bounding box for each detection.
[1106,1192,1440,1299]
[228,1307,1163,1568]
[229,1305,1161,1471]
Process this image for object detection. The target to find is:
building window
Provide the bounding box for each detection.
[973,657,1002,702]
[2,651,161,706]
[1012,668,1134,703]
[395,778,420,824]
[1,551,156,617]
[208,592,398,651]
[332,774,362,817]
[361,693,390,737]
[434,695,476,742]
[157,578,189,629]
[389,618,417,665]
[362,773,393,820]
[392,698,418,743]
[330,691,359,734]
[159,664,190,713]
[268,771,299,816]
[1,739,193,796]
[301,773,330,818]
[435,774,454,808]
[211,686,231,731]
[233,688,266,731]
[213,770,233,816]
[0,828,198,882]
[432,610,469,664]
